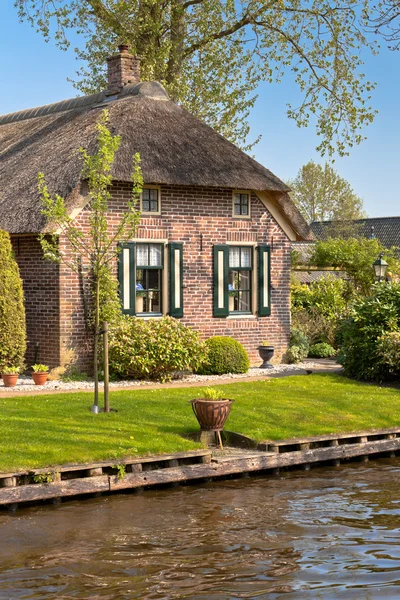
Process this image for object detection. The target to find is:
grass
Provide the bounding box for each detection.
[0,373,399,472]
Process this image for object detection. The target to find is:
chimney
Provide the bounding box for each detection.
[106,45,141,95]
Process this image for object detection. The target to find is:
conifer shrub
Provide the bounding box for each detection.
[196,336,250,375]
[0,230,26,371]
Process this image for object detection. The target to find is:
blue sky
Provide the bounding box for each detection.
[1,2,399,217]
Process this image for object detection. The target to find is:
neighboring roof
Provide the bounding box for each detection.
[0,81,310,238]
[311,217,400,249]
[294,270,349,284]
[291,241,315,264]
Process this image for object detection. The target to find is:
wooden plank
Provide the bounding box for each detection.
[0,476,109,505]
[0,450,212,479]
[110,438,400,492]
[260,427,400,447]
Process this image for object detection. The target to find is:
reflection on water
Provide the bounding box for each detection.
[1,460,400,599]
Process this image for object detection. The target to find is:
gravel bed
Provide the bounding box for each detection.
[0,363,325,393]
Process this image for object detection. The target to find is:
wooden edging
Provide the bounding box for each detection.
[1,430,400,509]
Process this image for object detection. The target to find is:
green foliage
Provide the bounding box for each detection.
[2,366,21,375]
[31,364,49,373]
[60,368,91,383]
[0,231,26,372]
[377,332,400,376]
[114,464,126,480]
[287,328,309,363]
[197,336,250,375]
[16,0,378,155]
[201,387,223,401]
[291,277,352,346]
[338,283,400,381]
[308,343,336,358]
[33,471,58,484]
[288,161,366,223]
[109,316,207,382]
[310,238,400,295]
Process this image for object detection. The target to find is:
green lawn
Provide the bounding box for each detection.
[0,373,399,472]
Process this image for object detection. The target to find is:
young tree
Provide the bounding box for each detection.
[38,109,142,412]
[15,0,377,155]
[288,161,366,224]
[0,230,26,372]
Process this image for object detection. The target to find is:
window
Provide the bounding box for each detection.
[141,187,160,214]
[136,243,163,314]
[118,241,184,317]
[233,192,250,217]
[228,246,252,313]
[213,244,271,318]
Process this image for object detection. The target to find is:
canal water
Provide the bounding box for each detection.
[0,461,400,599]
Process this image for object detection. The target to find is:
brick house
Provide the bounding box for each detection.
[0,46,310,369]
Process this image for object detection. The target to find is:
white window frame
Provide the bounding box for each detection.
[226,241,257,318]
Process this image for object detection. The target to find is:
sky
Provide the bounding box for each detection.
[1,2,399,218]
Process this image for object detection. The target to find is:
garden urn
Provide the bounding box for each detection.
[258,345,275,369]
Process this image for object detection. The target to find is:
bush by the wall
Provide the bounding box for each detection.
[338,283,400,381]
[0,230,26,371]
[308,342,336,358]
[286,328,309,363]
[108,316,207,381]
[196,336,250,375]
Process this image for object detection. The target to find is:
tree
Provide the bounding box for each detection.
[15,0,377,155]
[287,161,366,224]
[0,230,26,371]
[309,237,400,295]
[38,109,142,412]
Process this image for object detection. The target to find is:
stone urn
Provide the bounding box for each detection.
[258,345,275,369]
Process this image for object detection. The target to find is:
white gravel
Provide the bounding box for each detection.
[0,363,326,393]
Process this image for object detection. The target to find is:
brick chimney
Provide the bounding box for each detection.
[106,45,141,95]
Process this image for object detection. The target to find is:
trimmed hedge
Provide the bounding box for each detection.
[0,230,26,371]
[196,336,250,375]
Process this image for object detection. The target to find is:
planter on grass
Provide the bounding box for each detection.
[258,345,275,369]
[190,388,234,449]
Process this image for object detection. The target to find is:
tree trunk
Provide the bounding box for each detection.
[166,0,186,94]
[93,277,100,410]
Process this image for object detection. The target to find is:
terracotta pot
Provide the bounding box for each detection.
[2,374,19,388]
[191,399,233,431]
[32,372,49,386]
[258,345,275,369]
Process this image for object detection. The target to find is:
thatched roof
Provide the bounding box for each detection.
[0,81,310,238]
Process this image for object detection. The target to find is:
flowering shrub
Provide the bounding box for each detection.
[108,316,207,381]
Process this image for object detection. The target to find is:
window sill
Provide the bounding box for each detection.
[136,313,163,319]
[227,313,256,319]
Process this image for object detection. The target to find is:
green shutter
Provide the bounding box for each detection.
[118,242,136,315]
[258,245,271,316]
[169,242,184,318]
[213,245,229,317]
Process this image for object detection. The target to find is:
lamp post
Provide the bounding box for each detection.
[373,253,388,282]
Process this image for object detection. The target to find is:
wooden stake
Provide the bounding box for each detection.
[103,321,109,413]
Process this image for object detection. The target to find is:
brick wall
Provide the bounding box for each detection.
[58,184,291,368]
[11,236,61,368]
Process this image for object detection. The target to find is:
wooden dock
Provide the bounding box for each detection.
[2,427,400,509]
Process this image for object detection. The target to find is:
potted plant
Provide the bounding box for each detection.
[190,387,234,449]
[31,364,49,386]
[1,366,21,388]
[258,341,275,369]
[135,283,146,313]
